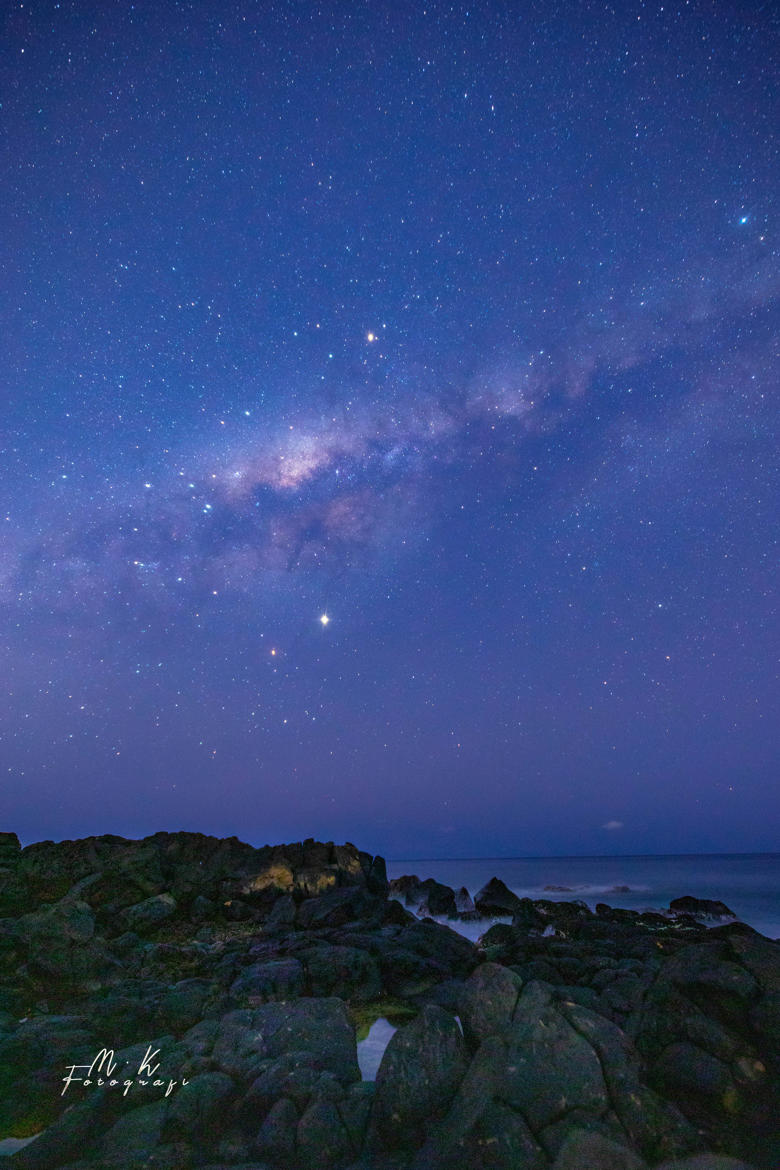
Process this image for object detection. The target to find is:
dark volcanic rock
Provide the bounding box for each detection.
[0,831,774,1170]
[455,886,476,915]
[0,831,386,925]
[388,874,422,905]
[295,886,385,930]
[474,876,523,917]
[670,895,737,921]
[501,982,610,1130]
[370,1004,468,1150]
[417,878,458,918]
[457,961,522,1046]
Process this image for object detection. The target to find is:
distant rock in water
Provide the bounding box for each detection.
[670,894,737,920]
[388,873,422,905]
[388,875,459,918]
[455,885,476,914]
[417,876,458,918]
[474,876,523,916]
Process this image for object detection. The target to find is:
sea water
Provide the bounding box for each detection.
[386,853,780,940]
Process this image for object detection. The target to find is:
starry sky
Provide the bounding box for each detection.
[1,0,777,859]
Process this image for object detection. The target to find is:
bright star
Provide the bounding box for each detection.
[319,613,330,626]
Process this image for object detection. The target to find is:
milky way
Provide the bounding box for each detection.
[0,1,776,857]
[6,249,775,616]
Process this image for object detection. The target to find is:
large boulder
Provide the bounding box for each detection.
[416,878,458,918]
[551,1128,647,1170]
[410,1034,546,1170]
[296,887,385,930]
[669,896,737,921]
[474,877,523,917]
[500,982,609,1131]
[124,893,177,932]
[628,931,780,1167]
[199,998,360,1085]
[229,958,305,1004]
[370,1004,468,1150]
[295,944,381,1001]
[457,962,523,1046]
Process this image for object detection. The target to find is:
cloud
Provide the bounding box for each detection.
[602,820,624,831]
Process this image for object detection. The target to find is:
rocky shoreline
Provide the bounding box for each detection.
[0,830,777,1169]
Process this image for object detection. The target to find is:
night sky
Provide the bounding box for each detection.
[1,1,777,859]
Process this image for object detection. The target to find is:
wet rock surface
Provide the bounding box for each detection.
[0,831,777,1168]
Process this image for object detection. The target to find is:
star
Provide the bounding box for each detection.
[319,613,330,626]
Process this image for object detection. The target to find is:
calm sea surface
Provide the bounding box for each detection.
[386,853,780,940]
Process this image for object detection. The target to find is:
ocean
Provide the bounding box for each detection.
[386,852,780,941]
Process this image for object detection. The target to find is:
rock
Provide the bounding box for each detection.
[240,1052,323,1119]
[388,875,422,905]
[16,897,111,987]
[255,1096,298,1161]
[296,887,384,930]
[372,920,477,997]
[124,893,177,931]
[223,898,255,921]
[409,1035,509,1167]
[363,851,389,896]
[0,1014,100,1136]
[454,1099,546,1170]
[157,978,217,1033]
[416,878,458,918]
[474,877,522,917]
[455,887,475,915]
[3,830,775,1170]
[533,898,592,924]
[297,1097,356,1169]
[190,895,215,922]
[1,831,386,923]
[370,1004,468,1149]
[230,958,305,1003]
[297,944,381,1001]
[103,1098,168,1152]
[457,962,522,1046]
[559,1000,698,1162]
[500,982,609,1130]
[393,920,477,977]
[382,896,415,925]
[265,894,296,929]
[655,1158,758,1170]
[167,1071,235,1133]
[0,832,21,861]
[653,1041,735,1097]
[3,1091,115,1170]
[551,1128,647,1169]
[207,999,359,1085]
[338,1082,374,1153]
[670,896,736,920]
[662,943,759,999]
